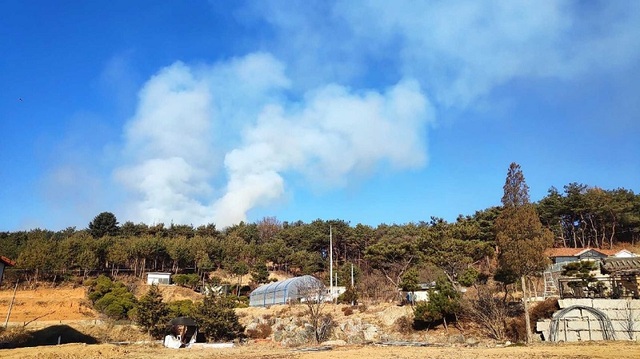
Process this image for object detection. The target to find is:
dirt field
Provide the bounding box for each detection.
[0,284,202,326]
[0,286,96,325]
[1,341,640,359]
[2,285,640,358]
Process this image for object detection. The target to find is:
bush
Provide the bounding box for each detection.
[458,267,479,287]
[132,284,169,338]
[413,277,461,331]
[507,316,526,343]
[87,275,137,320]
[337,285,358,305]
[529,298,559,329]
[167,300,195,318]
[463,286,511,340]
[394,315,414,335]
[246,323,272,339]
[316,314,334,343]
[172,273,200,289]
[341,307,354,316]
[193,295,244,342]
[506,298,558,342]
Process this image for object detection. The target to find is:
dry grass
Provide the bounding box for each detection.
[2,341,640,359]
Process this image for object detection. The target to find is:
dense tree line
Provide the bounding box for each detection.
[1,164,638,342]
[0,216,494,289]
[0,181,638,292]
[537,184,640,248]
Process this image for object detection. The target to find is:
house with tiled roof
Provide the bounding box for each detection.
[546,247,637,270]
[545,248,610,272]
[543,247,640,299]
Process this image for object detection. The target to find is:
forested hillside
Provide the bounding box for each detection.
[1,180,638,294]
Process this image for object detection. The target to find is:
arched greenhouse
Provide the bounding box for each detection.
[249,275,325,307]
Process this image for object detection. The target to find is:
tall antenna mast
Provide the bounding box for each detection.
[329,225,333,302]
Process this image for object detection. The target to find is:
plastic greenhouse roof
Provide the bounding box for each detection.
[249,275,323,307]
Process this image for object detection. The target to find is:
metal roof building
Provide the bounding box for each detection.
[249,275,324,307]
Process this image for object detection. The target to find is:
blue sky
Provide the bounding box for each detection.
[1,1,639,231]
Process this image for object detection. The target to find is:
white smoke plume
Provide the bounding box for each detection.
[249,1,640,106]
[116,53,432,227]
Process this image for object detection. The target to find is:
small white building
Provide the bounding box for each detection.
[147,272,171,285]
[610,249,638,258]
[326,286,346,301]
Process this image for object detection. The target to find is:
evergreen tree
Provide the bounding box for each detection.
[250,262,270,284]
[193,295,244,341]
[400,268,421,305]
[133,284,169,338]
[413,277,461,331]
[88,212,120,238]
[495,163,553,343]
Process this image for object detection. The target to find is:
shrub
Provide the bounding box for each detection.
[132,284,169,338]
[246,323,272,339]
[413,277,461,331]
[316,314,334,343]
[506,299,558,343]
[172,273,200,289]
[193,295,244,341]
[341,307,354,316]
[394,315,414,335]
[337,285,358,305]
[458,267,479,287]
[529,298,559,329]
[507,316,526,343]
[463,285,512,340]
[167,300,195,318]
[87,275,137,320]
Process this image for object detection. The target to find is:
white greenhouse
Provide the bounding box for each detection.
[249,275,325,307]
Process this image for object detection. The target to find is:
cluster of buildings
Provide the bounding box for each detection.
[544,247,640,299]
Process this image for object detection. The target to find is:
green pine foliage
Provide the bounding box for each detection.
[399,268,421,292]
[88,212,120,238]
[413,277,461,330]
[171,273,200,289]
[457,267,479,287]
[193,295,244,341]
[132,284,169,338]
[167,300,195,318]
[337,285,359,305]
[86,275,137,320]
[250,262,270,284]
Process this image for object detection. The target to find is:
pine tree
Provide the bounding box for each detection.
[495,163,553,343]
[88,212,120,238]
[250,262,270,284]
[133,284,169,338]
[193,295,244,341]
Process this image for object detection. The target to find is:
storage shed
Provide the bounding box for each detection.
[249,275,324,307]
[147,272,171,285]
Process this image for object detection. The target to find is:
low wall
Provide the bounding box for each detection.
[537,299,640,341]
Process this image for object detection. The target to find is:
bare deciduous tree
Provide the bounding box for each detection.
[619,300,639,340]
[463,285,510,341]
[298,277,333,343]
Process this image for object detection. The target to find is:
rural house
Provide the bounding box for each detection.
[0,255,16,285]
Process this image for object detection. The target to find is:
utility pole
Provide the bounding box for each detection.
[351,263,355,306]
[329,225,333,303]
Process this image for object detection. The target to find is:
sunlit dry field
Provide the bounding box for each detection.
[2,341,640,359]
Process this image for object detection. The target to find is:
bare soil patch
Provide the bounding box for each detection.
[0,286,96,325]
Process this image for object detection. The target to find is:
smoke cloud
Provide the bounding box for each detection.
[116,2,640,227]
[116,53,432,227]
